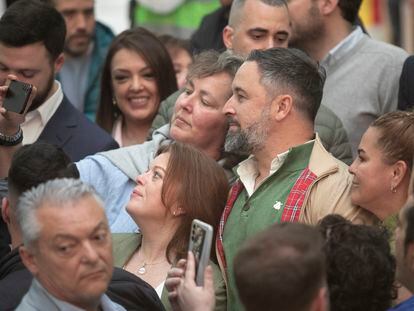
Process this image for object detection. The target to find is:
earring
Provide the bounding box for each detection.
[173,210,177,216]
[391,185,397,193]
[112,97,117,107]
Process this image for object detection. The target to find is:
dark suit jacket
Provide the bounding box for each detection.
[37,96,118,161]
[398,55,414,111]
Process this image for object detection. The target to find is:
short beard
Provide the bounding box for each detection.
[288,3,324,51]
[225,127,251,155]
[225,106,271,155]
[29,70,55,112]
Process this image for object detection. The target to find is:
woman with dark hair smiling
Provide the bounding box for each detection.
[112,142,228,310]
[96,27,177,146]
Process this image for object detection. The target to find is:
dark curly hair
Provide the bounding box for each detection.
[319,215,397,311]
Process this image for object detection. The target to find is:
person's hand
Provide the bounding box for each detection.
[174,252,216,311]
[0,74,36,135]
[166,258,187,311]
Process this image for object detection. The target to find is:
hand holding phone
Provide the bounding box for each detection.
[3,80,33,114]
[188,219,213,286]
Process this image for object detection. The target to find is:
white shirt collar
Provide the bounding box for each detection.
[236,140,314,197]
[321,26,365,68]
[22,81,63,144]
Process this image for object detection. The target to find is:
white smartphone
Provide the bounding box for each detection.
[188,219,213,286]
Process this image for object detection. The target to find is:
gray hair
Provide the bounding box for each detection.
[228,0,288,27]
[15,178,103,248]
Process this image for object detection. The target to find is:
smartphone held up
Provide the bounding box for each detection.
[3,80,33,114]
[188,219,213,286]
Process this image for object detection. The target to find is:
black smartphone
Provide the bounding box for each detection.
[188,219,213,286]
[3,80,33,114]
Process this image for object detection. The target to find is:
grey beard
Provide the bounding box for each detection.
[224,129,252,155]
[224,123,267,155]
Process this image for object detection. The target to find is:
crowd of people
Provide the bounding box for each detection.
[0,0,414,310]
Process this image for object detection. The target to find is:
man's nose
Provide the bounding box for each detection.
[223,95,236,116]
[81,241,99,264]
[75,13,87,30]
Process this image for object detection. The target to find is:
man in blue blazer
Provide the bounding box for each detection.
[0,0,118,162]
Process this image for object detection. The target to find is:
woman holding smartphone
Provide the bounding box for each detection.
[112,142,228,310]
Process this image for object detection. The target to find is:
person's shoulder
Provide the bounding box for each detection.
[309,135,351,178]
[94,21,115,41]
[108,268,163,311]
[112,233,140,245]
[62,98,118,145]
[403,55,414,67]
[388,295,414,311]
[360,36,408,60]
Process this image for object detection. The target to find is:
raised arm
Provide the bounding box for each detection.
[0,76,36,177]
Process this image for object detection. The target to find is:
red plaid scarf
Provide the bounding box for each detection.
[216,167,317,273]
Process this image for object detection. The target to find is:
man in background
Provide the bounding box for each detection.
[53,0,115,120]
[0,0,118,161]
[286,0,407,155]
[151,0,353,164]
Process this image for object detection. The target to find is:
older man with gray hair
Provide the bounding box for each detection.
[16,178,125,311]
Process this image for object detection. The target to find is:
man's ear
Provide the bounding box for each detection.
[319,0,339,15]
[19,246,39,276]
[272,94,293,122]
[1,197,10,224]
[54,53,65,73]
[223,25,234,50]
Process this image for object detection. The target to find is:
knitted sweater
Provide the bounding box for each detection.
[321,33,407,156]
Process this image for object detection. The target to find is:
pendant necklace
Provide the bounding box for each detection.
[137,259,168,275]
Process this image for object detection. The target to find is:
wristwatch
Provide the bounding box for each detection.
[0,127,23,146]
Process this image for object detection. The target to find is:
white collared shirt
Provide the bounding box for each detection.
[237,140,315,197]
[237,150,290,197]
[21,81,63,145]
[321,26,365,68]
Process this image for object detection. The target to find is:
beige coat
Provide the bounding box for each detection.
[300,134,379,225]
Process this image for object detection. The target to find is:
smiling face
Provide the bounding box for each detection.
[169,72,232,159]
[348,127,397,220]
[224,0,290,56]
[111,48,160,125]
[20,196,113,309]
[55,0,95,57]
[127,152,170,226]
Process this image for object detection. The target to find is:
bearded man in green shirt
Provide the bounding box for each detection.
[219,47,378,311]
